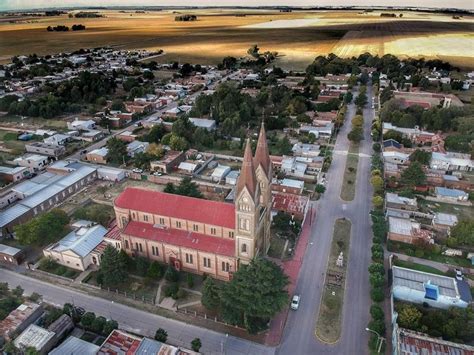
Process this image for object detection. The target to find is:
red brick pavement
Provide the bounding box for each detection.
[265,204,316,346]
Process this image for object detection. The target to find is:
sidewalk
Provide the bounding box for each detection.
[265,203,316,346]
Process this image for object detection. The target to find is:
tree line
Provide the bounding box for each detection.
[46,24,86,32]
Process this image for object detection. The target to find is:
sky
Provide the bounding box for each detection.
[1,0,473,11]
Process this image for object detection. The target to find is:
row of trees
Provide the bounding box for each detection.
[46,24,86,32]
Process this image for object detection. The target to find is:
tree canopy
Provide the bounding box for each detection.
[98,245,128,286]
[401,161,426,187]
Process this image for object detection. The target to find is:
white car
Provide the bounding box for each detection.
[132,168,143,174]
[291,295,300,310]
[153,171,163,176]
[455,269,463,281]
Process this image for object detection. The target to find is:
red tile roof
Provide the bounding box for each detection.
[123,221,235,257]
[115,187,235,229]
[272,192,309,218]
[104,220,121,241]
[98,330,141,355]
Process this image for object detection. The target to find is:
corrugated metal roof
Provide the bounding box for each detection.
[56,166,96,188]
[393,266,458,298]
[14,324,55,350]
[0,204,31,227]
[435,187,467,198]
[12,181,47,197]
[20,184,63,209]
[135,338,163,355]
[47,224,107,257]
[0,243,21,256]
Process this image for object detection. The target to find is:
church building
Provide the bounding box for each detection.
[113,124,272,280]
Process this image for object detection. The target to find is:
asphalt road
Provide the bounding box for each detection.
[0,269,274,355]
[277,84,375,355]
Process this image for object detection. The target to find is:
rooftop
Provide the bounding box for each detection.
[14,324,55,351]
[393,266,471,303]
[435,187,468,198]
[0,302,41,338]
[123,221,235,257]
[98,329,142,355]
[115,187,235,229]
[45,222,107,257]
[389,217,419,236]
[49,336,100,355]
[396,327,474,355]
[0,243,22,256]
[386,192,417,207]
[433,212,458,227]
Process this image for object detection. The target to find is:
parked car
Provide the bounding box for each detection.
[132,168,143,174]
[455,269,463,281]
[153,171,163,176]
[291,295,300,310]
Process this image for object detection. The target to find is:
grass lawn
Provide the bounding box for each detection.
[85,271,159,301]
[37,258,81,279]
[0,114,67,129]
[340,143,359,201]
[419,199,474,222]
[267,235,288,259]
[315,218,351,344]
[387,240,473,268]
[393,259,449,276]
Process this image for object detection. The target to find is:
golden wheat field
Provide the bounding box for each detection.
[0,9,473,69]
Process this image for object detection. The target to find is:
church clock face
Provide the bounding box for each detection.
[242,197,248,203]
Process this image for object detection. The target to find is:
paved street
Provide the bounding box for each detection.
[0,269,274,355]
[277,85,375,354]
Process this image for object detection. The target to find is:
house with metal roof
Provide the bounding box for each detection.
[392,266,472,309]
[49,336,100,355]
[435,187,469,202]
[430,152,473,172]
[43,221,108,271]
[432,212,458,234]
[0,243,24,265]
[211,164,231,182]
[14,324,56,354]
[189,117,216,131]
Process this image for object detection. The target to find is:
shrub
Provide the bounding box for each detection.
[103,320,118,336]
[368,319,386,335]
[370,304,384,321]
[372,143,381,152]
[315,184,326,194]
[81,312,96,330]
[155,328,168,342]
[186,273,194,288]
[91,316,106,334]
[176,288,186,299]
[191,338,202,352]
[164,266,179,282]
[371,287,384,302]
[164,283,179,298]
[368,263,385,276]
[415,249,424,258]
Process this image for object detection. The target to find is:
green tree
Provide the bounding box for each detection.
[450,220,474,247]
[106,137,128,165]
[147,261,163,279]
[315,184,326,194]
[201,277,221,310]
[372,195,384,209]
[98,245,128,286]
[370,175,384,193]
[191,338,202,352]
[398,304,422,330]
[168,134,188,151]
[247,44,260,59]
[15,209,69,246]
[354,92,368,108]
[155,328,168,342]
[410,149,431,165]
[276,136,292,155]
[103,320,118,336]
[80,312,96,330]
[91,316,106,334]
[165,177,203,198]
[370,287,384,302]
[370,304,385,321]
[348,127,363,143]
[164,266,179,282]
[220,258,288,333]
[401,161,426,187]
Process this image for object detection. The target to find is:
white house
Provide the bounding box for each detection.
[430,152,473,172]
[43,221,108,271]
[392,266,472,309]
[44,134,71,146]
[211,165,231,182]
[13,154,49,172]
[225,170,239,185]
[67,119,96,131]
[383,151,410,165]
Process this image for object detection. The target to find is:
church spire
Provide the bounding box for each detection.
[237,138,257,197]
[254,121,271,176]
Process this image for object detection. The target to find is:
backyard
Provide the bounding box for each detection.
[37,257,81,279]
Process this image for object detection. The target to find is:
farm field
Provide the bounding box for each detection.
[0,9,473,70]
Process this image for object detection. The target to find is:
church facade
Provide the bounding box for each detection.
[113,124,272,280]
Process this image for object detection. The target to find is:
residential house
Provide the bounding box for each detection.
[382,139,404,153]
[67,119,96,131]
[211,165,231,182]
[178,161,199,175]
[0,166,31,183]
[43,221,108,271]
[0,244,24,265]
[392,266,472,309]
[435,187,469,202]
[388,217,433,245]
[80,129,105,142]
[14,324,56,354]
[225,170,240,186]
[383,151,410,165]
[430,152,473,172]
[124,101,153,114]
[292,143,320,157]
[272,192,309,220]
[150,150,185,174]
[126,141,149,158]
[85,148,108,165]
[116,130,137,143]
[0,302,43,341]
[189,117,216,131]
[25,142,65,158]
[272,178,305,195]
[14,154,49,172]
[385,192,418,212]
[44,134,71,146]
[432,212,458,235]
[49,336,100,355]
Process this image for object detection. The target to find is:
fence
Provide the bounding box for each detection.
[176,308,246,331]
